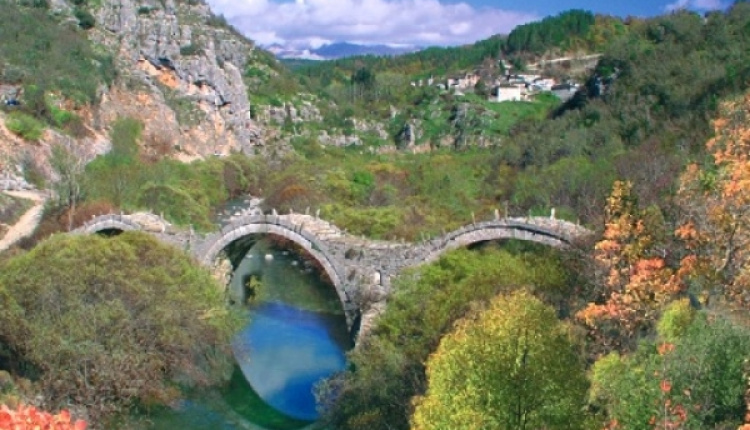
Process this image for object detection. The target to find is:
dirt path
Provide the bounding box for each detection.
[0,190,48,253]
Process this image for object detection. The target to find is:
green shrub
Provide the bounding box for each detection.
[5,111,44,140]
[0,1,111,104]
[179,43,202,56]
[0,232,242,420]
[109,117,142,163]
[321,204,402,239]
[49,105,75,127]
[206,14,228,27]
[137,5,151,14]
[657,298,696,343]
[18,0,48,8]
[73,7,95,29]
[136,182,214,230]
[590,312,750,429]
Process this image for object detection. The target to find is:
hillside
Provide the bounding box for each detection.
[0,0,276,186]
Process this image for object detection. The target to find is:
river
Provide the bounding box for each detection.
[144,238,351,429]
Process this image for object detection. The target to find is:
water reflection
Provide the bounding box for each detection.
[233,303,347,420]
[230,238,351,421]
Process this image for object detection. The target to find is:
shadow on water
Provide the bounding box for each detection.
[142,367,313,430]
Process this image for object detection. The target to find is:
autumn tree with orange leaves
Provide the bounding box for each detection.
[577,180,682,351]
[676,93,750,308]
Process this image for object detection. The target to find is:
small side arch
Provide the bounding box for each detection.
[421,220,577,264]
[76,215,141,235]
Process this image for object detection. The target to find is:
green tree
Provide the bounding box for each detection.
[411,291,588,430]
[0,232,241,420]
[50,142,85,231]
[590,310,750,429]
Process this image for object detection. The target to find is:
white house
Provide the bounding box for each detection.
[495,85,524,102]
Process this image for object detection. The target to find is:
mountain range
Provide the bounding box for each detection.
[265,41,421,60]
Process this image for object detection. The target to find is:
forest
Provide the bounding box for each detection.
[0,1,749,430]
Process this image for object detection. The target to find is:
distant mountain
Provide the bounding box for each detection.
[266,42,420,60]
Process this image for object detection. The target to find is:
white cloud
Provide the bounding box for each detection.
[205,0,538,48]
[664,0,726,12]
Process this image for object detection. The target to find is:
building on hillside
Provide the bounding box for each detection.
[551,83,580,101]
[494,84,525,102]
[531,78,556,92]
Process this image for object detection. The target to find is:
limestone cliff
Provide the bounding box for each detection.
[0,0,272,190]
[90,0,263,158]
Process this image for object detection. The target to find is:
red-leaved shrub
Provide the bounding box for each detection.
[0,404,86,430]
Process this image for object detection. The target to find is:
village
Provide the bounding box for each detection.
[410,55,602,103]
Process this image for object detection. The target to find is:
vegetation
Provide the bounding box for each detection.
[412,291,588,430]
[0,0,113,106]
[55,117,260,232]
[5,111,45,141]
[0,404,87,429]
[0,194,33,227]
[590,305,750,429]
[317,244,577,430]
[0,232,242,420]
[504,9,597,54]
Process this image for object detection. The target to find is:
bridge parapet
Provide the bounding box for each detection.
[74,213,141,234]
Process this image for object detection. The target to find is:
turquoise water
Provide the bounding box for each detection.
[144,238,350,429]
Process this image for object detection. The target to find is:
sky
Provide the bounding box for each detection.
[203,0,730,49]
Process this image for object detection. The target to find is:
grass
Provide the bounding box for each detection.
[474,92,561,135]
[5,112,45,141]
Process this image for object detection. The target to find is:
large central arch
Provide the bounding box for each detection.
[198,216,353,325]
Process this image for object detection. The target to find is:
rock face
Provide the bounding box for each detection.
[91,0,264,157]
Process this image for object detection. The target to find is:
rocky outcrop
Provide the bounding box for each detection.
[91,0,264,157]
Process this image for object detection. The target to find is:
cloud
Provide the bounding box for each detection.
[205,0,538,48]
[664,0,726,12]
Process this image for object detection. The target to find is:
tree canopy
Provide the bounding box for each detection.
[411,290,588,430]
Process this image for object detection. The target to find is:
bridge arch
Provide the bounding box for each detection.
[421,218,585,264]
[198,215,353,325]
[77,214,141,235]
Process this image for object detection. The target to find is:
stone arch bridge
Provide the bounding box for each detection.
[75,211,592,331]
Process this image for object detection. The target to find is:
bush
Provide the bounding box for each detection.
[0,233,242,419]
[5,111,44,140]
[73,8,95,29]
[205,14,228,27]
[0,404,86,429]
[179,43,202,56]
[18,0,49,8]
[136,182,214,229]
[49,105,75,128]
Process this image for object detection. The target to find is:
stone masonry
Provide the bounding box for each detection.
[74,211,592,336]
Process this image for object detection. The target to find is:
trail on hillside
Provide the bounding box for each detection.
[0,190,47,253]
